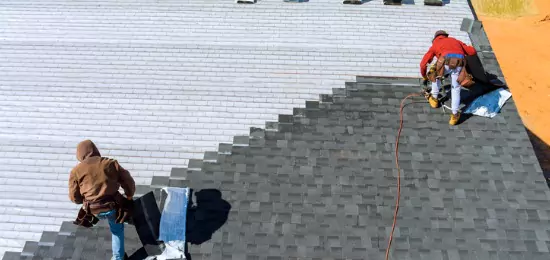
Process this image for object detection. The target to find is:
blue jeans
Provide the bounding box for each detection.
[97,209,125,260]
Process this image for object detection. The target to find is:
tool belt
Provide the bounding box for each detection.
[73,207,99,228]
[73,193,134,228]
[428,54,475,88]
[85,196,118,215]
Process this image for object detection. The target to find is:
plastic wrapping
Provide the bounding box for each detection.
[463,88,512,118]
[147,187,189,260]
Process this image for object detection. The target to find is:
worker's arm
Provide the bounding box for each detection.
[114,160,135,199]
[419,47,436,78]
[460,41,477,56]
[68,170,84,204]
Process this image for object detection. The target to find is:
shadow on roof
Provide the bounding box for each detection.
[186,189,231,245]
[526,128,550,189]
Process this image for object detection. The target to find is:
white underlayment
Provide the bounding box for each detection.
[0,0,473,256]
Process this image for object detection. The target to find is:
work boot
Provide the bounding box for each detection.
[428,96,440,108]
[449,112,461,125]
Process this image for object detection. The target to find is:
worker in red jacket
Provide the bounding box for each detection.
[420,30,477,125]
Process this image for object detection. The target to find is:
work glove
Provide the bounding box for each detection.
[115,196,134,224]
[116,209,131,224]
[422,77,429,86]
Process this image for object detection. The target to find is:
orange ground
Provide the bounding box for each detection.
[478,0,550,145]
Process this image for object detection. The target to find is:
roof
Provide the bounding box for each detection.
[2,0,549,259]
[4,16,550,259]
[0,0,477,255]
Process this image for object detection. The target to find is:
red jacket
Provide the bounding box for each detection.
[420,35,477,78]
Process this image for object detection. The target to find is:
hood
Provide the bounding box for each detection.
[76,140,101,162]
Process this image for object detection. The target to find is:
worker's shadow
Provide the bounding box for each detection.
[460,82,502,104]
[186,189,231,245]
[184,189,231,259]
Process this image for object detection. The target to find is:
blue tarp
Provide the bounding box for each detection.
[159,187,189,243]
[463,88,512,118]
[146,187,189,259]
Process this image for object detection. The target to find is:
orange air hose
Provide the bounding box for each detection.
[384,92,423,260]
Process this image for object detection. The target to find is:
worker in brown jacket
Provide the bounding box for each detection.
[69,140,135,260]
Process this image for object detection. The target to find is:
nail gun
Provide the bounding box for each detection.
[421,66,455,114]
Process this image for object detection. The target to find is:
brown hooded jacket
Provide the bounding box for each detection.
[69,140,135,205]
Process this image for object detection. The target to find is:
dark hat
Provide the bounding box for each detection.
[433,30,449,40]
